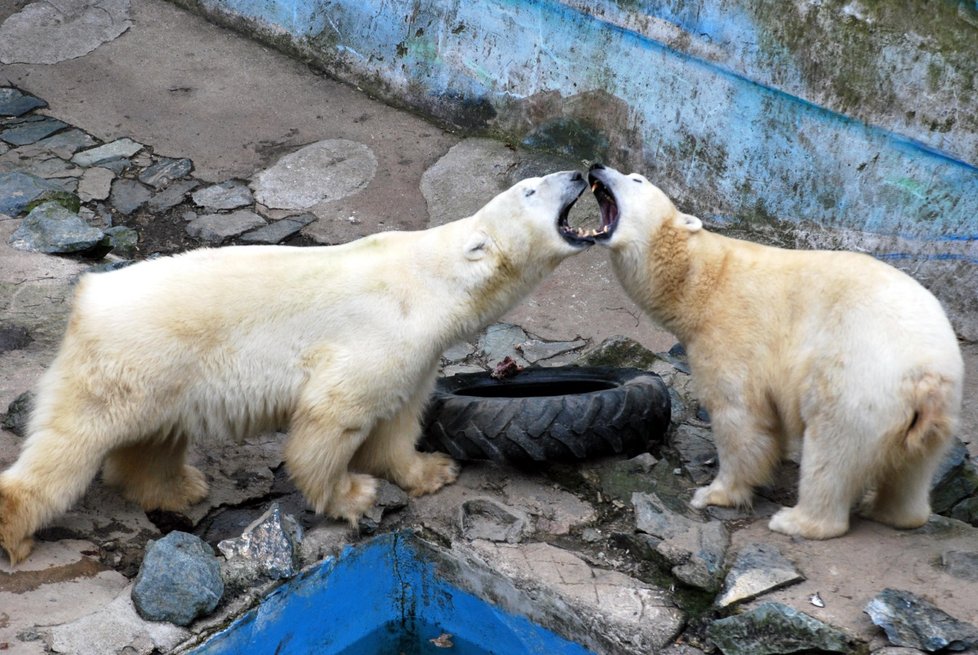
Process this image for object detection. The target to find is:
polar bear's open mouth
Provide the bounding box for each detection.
[556,182,593,247]
[585,172,619,243]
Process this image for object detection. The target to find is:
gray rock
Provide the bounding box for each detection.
[941,550,978,582]
[239,214,314,244]
[2,390,33,437]
[632,491,729,591]
[420,138,517,227]
[21,155,83,179]
[71,138,143,167]
[191,179,253,210]
[670,424,718,486]
[138,157,192,189]
[708,602,852,655]
[459,498,530,544]
[359,479,409,533]
[0,0,132,65]
[9,201,106,253]
[0,115,67,146]
[109,178,152,215]
[865,588,978,652]
[97,156,133,174]
[517,338,588,364]
[218,503,302,590]
[0,87,47,117]
[104,225,139,257]
[187,210,266,243]
[0,325,32,354]
[77,166,115,202]
[576,335,666,370]
[132,531,223,626]
[34,128,97,157]
[0,170,60,215]
[148,179,198,212]
[479,322,529,366]
[251,139,377,210]
[716,543,804,608]
[442,341,476,363]
[949,496,978,526]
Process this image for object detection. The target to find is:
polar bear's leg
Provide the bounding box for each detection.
[102,435,208,511]
[861,455,938,529]
[691,408,779,510]
[352,398,460,497]
[768,420,863,539]
[0,427,107,564]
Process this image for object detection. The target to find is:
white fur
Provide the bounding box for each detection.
[594,165,964,539]
[0,171,588,564]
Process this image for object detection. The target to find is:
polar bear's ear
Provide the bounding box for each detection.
[464,231,492,260]
[679,213,702,233]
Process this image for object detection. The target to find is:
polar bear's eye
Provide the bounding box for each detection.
[524,189,536,197]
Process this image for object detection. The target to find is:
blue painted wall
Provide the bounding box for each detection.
[171,0,978,337]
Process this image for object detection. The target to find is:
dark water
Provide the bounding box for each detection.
[335,621,495,655]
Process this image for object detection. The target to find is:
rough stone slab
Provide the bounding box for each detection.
[77,166,115,202]
[716,542,804,608]
[138,157,192,189]
[186,210,266,243]
[0,0,132,65]
[238,216,308,244]
[469,540,685,654]
[148,179,198,212]
[0,115,68,146]
[34,128,98,157]
[47,587,189,655]
[251,139,377,210]
[478,322,530,367]
[503,476,596,535]
[442,341,476,362]
[0,87,47,117]
[459,498,530,543]
[516,338,587,364]
[671,424,719,486]
[708,602,852,655]
[864,588,978,652]
[109,178,152,215]
[22,155,83,179]
[71,138,143,167]
[218,502,302,585]
[191,179,253,210]
[0,170,60,215]
[9,202,105,254]
[104,225,139,257]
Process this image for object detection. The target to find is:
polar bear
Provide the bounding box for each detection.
[587,163,964,539]
[0,170,591,564]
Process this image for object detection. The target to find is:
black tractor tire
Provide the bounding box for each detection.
[420,366,670,465]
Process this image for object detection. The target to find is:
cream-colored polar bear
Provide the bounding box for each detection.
[587,163,964,539]
[0,171,591,564]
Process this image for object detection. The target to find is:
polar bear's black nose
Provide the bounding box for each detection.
[589,163,606,172]
[570,171,584,181]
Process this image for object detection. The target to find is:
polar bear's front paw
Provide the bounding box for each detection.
[329,473,378,526]
[769,506,847,540]
[402,452,460,497]
[691,481,750,509]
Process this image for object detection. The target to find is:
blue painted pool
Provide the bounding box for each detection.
[192,532,596,655]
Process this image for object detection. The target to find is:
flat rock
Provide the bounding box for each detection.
[239,213,315,244]
[0,87,47,117]
[708,602,852,655]
[109,178,152,215]
[131,531,223,626]
[104,225,139,257]
[941,550,978,581]
[0,170,60,215]
[77,167,115,202]
[34,128,97,157]
[864,588,978,652]
[251,139,377,210]
[47,588,189,655]
[138,157,192,189]
[71,138,143,167]
[478,322,529,366]
[0,0,132,65]
[148,179,198,212]
[0,115,68,146]
[218,503,302,591]
[670,424,719,486]
[9,201,105,254]
[459,498,530,543]
[575,335,662,370]
[716,543,804,608]
[186,209,266,243]
[191,179,253,210]
[517,338,587,364]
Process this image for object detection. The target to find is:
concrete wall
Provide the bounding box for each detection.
[170,0,978,338]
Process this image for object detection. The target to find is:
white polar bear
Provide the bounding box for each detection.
[0,170,591,564]
[587,163,964,539]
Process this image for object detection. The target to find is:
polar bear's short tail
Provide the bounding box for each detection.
[903,372,959,457]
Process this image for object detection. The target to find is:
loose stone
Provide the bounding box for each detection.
[78,167,115,202]
[191,179,253,210]
[131,531,224,626]
[0,87,47,117]
[0,115,68,146]
[9,201,105,254]
[239,213,315,244]
[708,602,852,655]
[148,179,198,212]
[864,588,978,652]
[458,498,530,543]
[138,157,192,189]
[34,128,98,157]
[716,542,804,608]
[218,503,302,591]
[0,170,61,214]
[109,178,152,215]
[186,210,266,243]
[71,138,143,167]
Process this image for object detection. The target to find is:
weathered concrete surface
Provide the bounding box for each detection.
[166,0,978,339]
